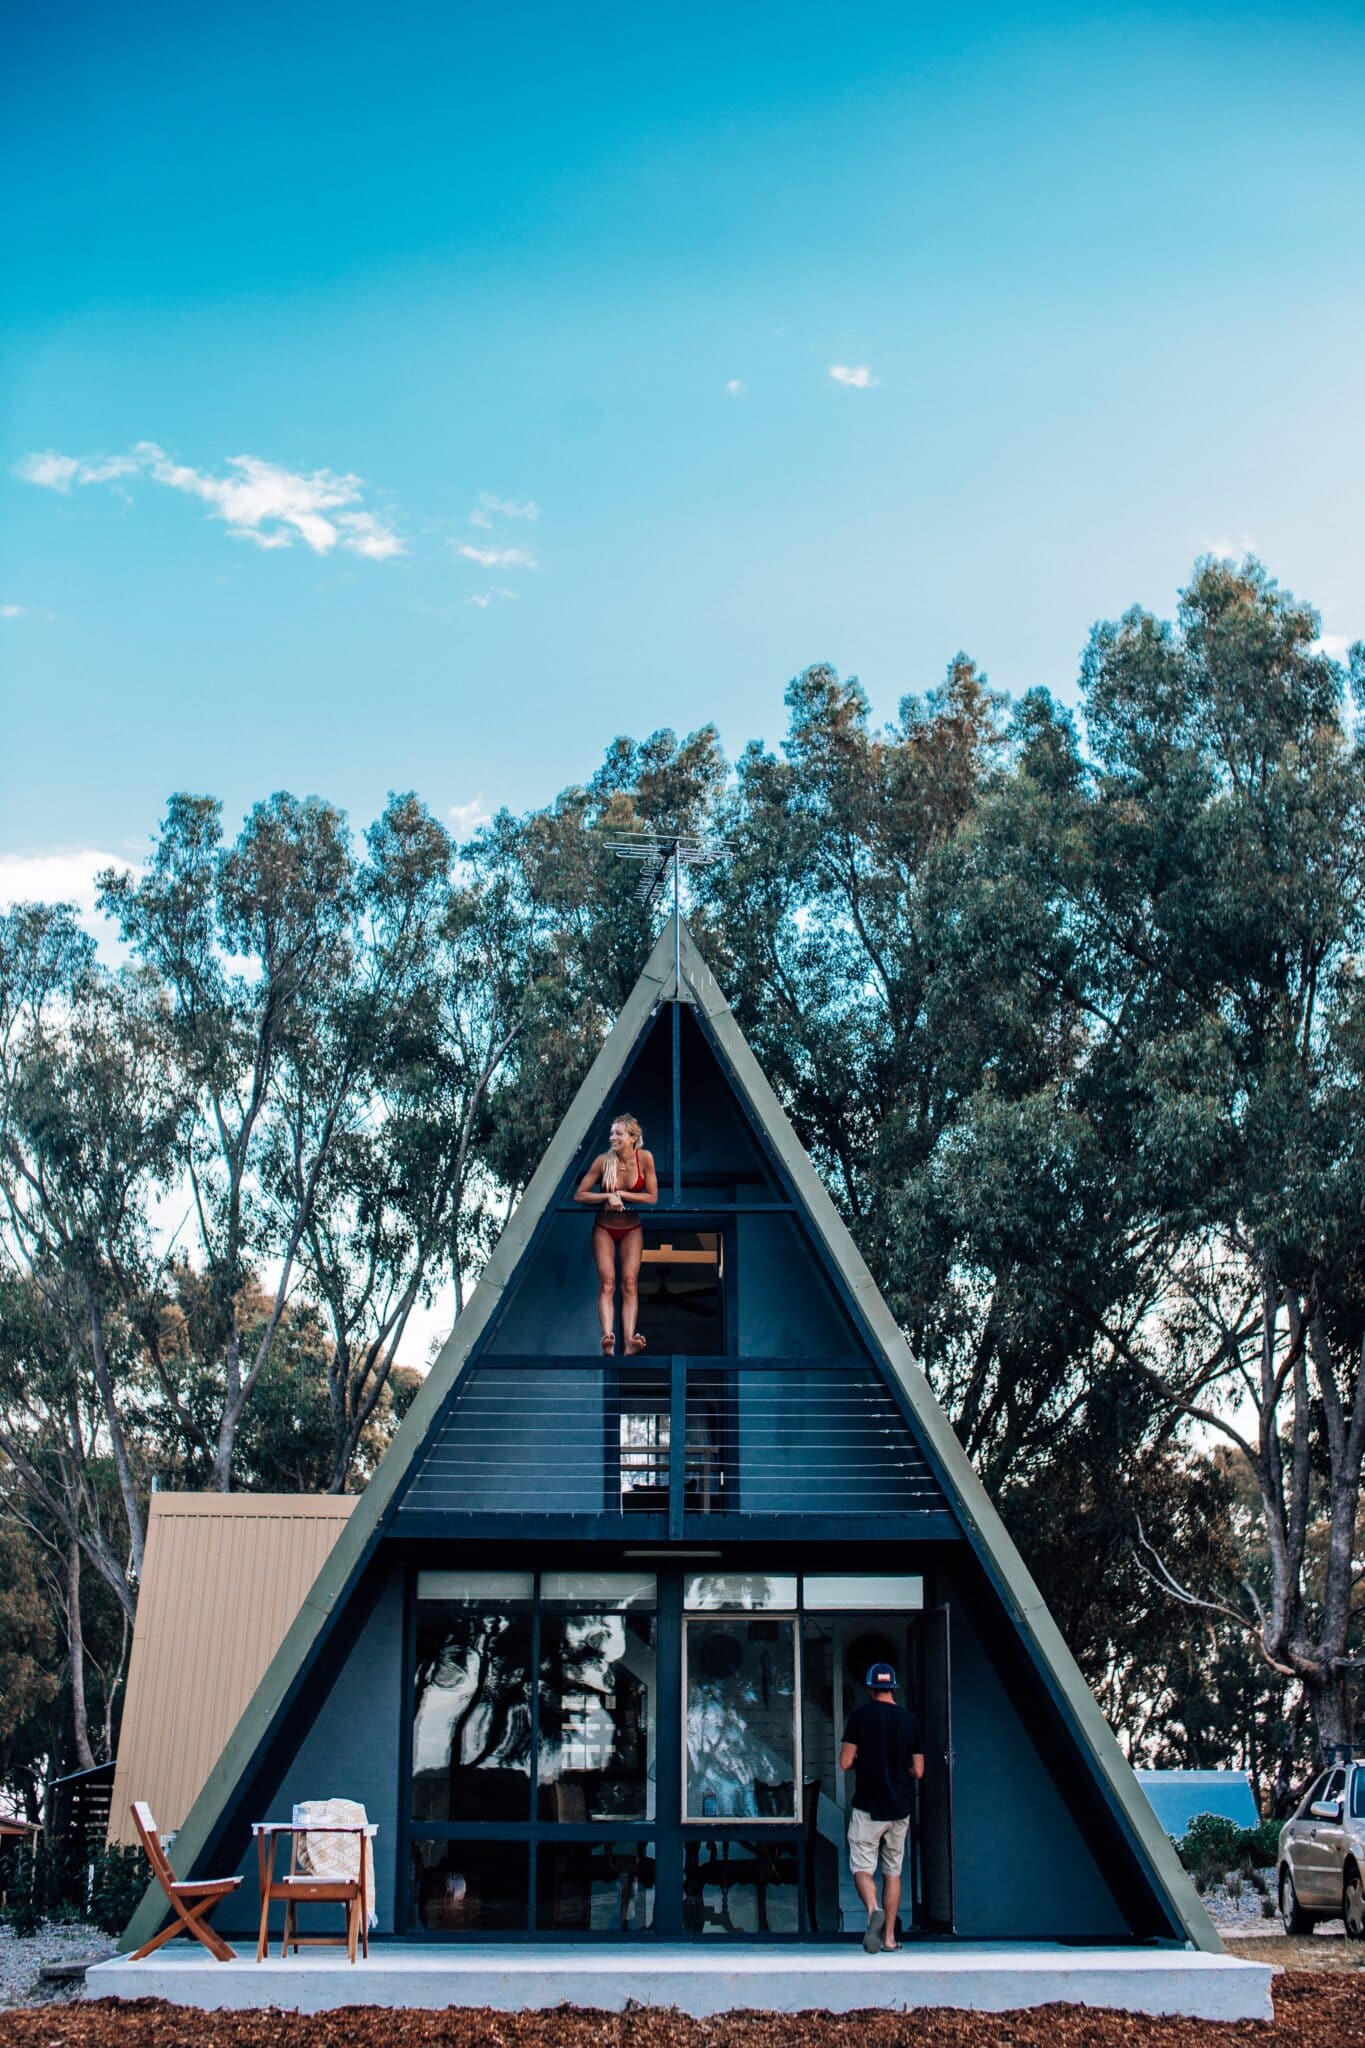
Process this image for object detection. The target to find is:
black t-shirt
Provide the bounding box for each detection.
[842,1699,922,1821]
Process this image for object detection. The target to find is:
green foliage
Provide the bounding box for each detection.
[0,1836,145,1938]
[1176,1812,1282,1884]
[87,1844,150,1935]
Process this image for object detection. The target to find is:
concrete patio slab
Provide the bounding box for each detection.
[87,1942,1275,2021]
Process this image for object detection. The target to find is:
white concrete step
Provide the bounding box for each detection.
[88,1940,1275,2021]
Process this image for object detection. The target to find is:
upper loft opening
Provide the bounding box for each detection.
[482,987,866,1360]
[565,999,784,1207]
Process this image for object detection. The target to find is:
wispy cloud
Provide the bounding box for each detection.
[828,364,878,389]
[448,797,493,833]
[17,441,405,560]
[0,846,143,960]
[456,542,538,571]
[1198,533,1258,562]
[725,378,746,397]
[18,451,141,491]
[467,492,538,531]
[465,587,520,608]
[1,604,26,619]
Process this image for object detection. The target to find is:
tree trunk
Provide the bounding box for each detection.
[67,1537,95,1771]
[84,1289,145,1578]
[1304,1665,1354,1762]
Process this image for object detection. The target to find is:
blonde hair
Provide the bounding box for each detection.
[602,1113,643,1192]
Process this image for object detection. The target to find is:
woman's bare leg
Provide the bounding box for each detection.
[620,1227,644,1349]
[592,1225,617,1347]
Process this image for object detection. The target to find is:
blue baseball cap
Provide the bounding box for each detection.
[866,1663,899,1689]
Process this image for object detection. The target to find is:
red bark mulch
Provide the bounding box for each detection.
[3,1976,1365,2048]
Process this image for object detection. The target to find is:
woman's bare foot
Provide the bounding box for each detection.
[601,1332,616,1354]
[626,1332,647,1353]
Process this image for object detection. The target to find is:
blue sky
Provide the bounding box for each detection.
[4,0,1364,903]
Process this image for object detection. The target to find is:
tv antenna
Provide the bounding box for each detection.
[607,831,730,991]
[608,830,729,1201]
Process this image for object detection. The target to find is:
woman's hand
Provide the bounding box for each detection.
[605,1193,625,1212]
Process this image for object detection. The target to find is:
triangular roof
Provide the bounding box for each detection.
[124,921,1216,1952]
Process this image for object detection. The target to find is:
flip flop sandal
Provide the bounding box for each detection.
[863,1908,885,1954]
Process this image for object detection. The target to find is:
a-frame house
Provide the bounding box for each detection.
[123,924,1215,1952]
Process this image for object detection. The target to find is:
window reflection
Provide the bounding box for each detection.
[539,1609,657,1821]
[412,1608,533,1821]
[410,1838,528,1931]
[683,1838,800,1933]
[685,1617,798,1819]
[536,1842,655,1931]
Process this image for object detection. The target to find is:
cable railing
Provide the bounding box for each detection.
[398,1360,948,1520]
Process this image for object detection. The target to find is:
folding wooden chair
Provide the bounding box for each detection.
[130,1801,242,1961]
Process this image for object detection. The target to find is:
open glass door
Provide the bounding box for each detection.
[919,1604,954,1932]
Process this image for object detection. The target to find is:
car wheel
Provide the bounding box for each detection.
[1344,1865,1365,1941]
[1280,1866,1316,1936]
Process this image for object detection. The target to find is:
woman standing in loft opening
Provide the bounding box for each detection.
[575,1113,658,1355]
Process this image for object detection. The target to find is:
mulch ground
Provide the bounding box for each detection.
[3,1977,1365,2048]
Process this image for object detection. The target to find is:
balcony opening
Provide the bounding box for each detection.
[638,1231,724,1354]
[617,1368,670,1513]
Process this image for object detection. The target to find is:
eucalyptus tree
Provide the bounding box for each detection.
[0,903,179,1586]
[1071,559,1365,1757]
[98,792,362,1488]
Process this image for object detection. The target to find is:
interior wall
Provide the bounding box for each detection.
[216,1567,405,1937]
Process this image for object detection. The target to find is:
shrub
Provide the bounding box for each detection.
[0,1838,147,1938]
[1175,1811,1281,1886]
[88,1845,148,1936]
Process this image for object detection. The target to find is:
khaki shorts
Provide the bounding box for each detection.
[847,1806,910,1876]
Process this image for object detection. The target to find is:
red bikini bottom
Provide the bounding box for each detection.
[595,1217,643,1243]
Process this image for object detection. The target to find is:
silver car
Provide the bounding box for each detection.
[1278,1759,1365,1938]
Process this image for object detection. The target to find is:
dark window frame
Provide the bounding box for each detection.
[402,1570,662,1938]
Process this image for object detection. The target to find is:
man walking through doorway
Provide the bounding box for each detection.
[840,1660,925,1953]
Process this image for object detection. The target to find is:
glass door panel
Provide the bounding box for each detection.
[684,1616,799,1820]
[412,1605,533,1821]
[538,1606,658,1821]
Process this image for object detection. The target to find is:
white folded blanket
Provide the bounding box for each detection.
[292,1797,377,1929]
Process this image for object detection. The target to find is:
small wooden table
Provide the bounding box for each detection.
[253,1822,375,1962]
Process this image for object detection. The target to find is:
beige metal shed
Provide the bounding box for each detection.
[108,1493,355,1846]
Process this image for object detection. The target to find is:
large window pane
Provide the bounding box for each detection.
[536,1841,655,1932]
[410,1838,528,1932]
[412,1607,533,1821]
[682,1838,800,1933]
[685,1617,798,1819]
[539,1609,657,1821]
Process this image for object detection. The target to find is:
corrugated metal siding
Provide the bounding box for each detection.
[108,1495,355,1846]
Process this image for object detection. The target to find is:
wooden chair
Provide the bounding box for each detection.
[253,1821,372,1962]
[129,1802,242,1961]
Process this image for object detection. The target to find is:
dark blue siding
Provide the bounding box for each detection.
[735,1212,860,1355]
[219,1569,405,1937]
[943,1563,1128,1939]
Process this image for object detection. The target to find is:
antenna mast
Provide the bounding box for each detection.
[608,829,730,1202]
[606,831,729,1000]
